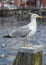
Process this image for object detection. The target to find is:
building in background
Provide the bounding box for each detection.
[15,0,36,8]
[15,0,27,8]
[15,0,46,9]
[1,0,46,9]
[41,0,46,8]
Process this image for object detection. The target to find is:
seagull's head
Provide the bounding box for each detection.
[31,14,43,19]
[29,13,43,19]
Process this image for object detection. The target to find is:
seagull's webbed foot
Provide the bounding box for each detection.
[3,34,12,38]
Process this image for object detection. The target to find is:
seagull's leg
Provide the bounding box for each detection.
[31,36,34,47]
[31,36,33,47]
[24,37,28,47]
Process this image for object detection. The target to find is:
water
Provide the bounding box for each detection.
[0,17,46,65]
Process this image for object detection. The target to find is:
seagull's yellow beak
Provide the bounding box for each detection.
[38,16,43,19]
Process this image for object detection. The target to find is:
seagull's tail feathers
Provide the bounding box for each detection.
[3,34,13,38]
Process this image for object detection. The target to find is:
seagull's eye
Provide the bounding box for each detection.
[34,15,36,16]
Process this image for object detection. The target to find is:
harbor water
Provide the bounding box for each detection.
[0,17,46,65]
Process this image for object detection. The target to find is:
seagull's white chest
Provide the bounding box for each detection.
[27,19,37,37]
[29,19,37,31]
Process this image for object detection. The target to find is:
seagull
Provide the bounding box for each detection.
[3,13,43,47]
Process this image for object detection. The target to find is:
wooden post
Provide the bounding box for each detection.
[13,45,43,65]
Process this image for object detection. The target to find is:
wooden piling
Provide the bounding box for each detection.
[13,45,43,65]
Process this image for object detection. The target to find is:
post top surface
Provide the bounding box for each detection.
[18,45,43,53]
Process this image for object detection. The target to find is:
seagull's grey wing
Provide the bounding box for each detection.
[10,25,32,37]
[15,25,31,37]
[3,25,31,38]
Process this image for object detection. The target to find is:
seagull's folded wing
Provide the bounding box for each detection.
[3,34,12,38]
[3,25,31,38]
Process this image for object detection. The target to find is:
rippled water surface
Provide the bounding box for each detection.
[0,17,46,65]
